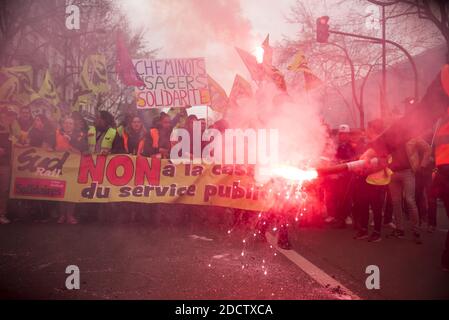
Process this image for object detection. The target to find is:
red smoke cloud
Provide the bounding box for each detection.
[116,0,258,91]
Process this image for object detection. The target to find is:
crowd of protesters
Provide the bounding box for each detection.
[0,105,192,225]
[320,119,435,244]
[0,104,448,269]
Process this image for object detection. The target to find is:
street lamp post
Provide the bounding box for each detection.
[319,1,417,120]
[327,29,419,104]
[367,0,400,118]
[381,4,387,118]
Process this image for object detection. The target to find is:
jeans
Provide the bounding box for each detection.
[434,166,449,266]
[415,168,433,226]
[388,169,420,233]
[428,175,439,228]
[384,189,393,224]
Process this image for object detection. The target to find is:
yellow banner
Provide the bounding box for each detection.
[10,146,271,211]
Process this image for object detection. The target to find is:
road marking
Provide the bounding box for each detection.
[266,233,361,300]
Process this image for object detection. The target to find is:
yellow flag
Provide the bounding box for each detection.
[288,51,322,91]
[202,75,229,113]
[287,51,310,73]
[0,66,40,105]
[80,55,109,94]
[0,74,19,101]
[2,65,33,84]
[39,70,60,106]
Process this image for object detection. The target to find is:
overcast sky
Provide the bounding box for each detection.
[115,0,309,92]
[115,0,442,94]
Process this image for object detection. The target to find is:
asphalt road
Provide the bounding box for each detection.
[0,218,336,299]
[0,204,448,300]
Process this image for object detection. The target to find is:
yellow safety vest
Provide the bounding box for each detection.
[87,126,117,154]
[366,156,393,186]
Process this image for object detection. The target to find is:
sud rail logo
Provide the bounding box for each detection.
[13,148,70,198]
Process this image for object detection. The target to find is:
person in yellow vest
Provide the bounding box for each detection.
[433,110,449,271]
[353,119,391,242]
[55,116,88,225]
[87,111,118,223]
[87,111,117,155]
[362,64,449,270]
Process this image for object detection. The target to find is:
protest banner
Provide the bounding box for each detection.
[10,146,274,211]
[134,57,209,109]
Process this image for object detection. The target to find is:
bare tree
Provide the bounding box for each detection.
[277,0,444,128]
[0,0,156,122]
[385,0,449,62]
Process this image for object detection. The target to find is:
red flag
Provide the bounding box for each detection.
[116,31,145,87]
[263,64,287,92]
[229,74,253,107]
[235,46,286,91]
[235,47,264,83]
[261,34,273,67]
[304,72,322,91]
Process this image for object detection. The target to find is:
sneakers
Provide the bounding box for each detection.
[66,215,78,225]
[413,232,423,245]
[353,230,369,240]
[384,222,397,229]
[427,225,436,233]
[0,216,10,225]
[345,216,353,225]
[368,232,382,242]
[57,214,66,224]
[388,229,405,239]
